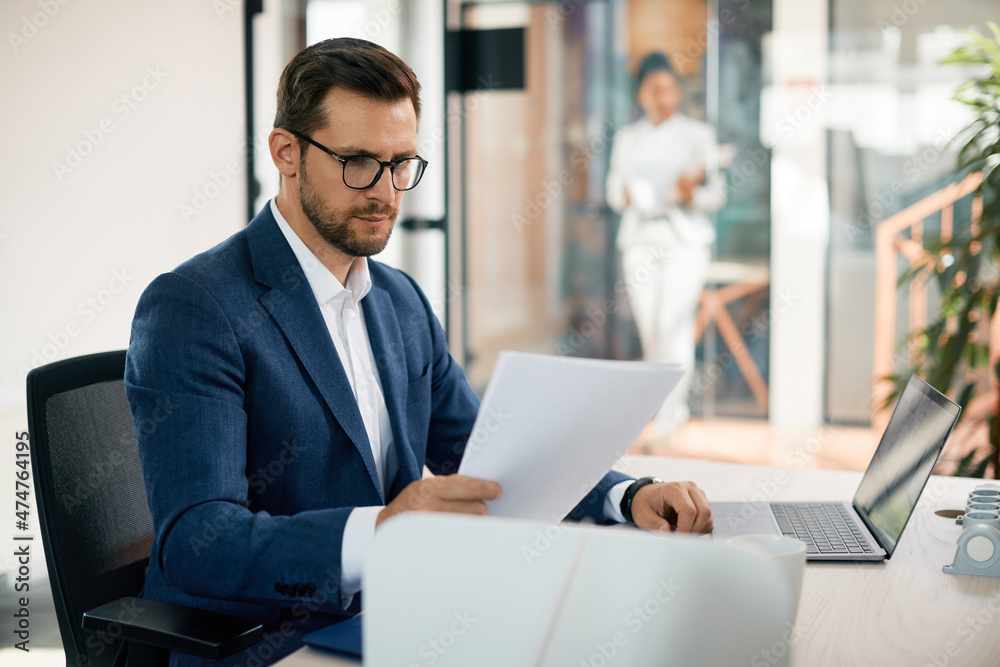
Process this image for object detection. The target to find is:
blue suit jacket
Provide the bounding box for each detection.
[124,204,630,665]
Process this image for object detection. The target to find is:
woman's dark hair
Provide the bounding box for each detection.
[635,51,674,90]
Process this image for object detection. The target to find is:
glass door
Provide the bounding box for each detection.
[448,0,774,428]
[447,0,631,391]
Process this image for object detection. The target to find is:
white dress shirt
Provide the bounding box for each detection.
[270,199,631,609]
[271,200,389,607]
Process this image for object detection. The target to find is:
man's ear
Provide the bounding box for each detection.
[269,128,300,180]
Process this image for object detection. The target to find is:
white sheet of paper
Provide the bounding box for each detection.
[457,351,685,522]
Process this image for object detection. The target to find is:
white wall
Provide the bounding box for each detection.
[0,3,255,641]
[0,1,249,420]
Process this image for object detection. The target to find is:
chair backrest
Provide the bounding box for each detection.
[27,350,153,667]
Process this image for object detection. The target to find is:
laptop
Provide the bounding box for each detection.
[711,375,961,561]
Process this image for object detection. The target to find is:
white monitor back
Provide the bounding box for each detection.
[364,514,794,666]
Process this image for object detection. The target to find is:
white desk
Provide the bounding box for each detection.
[278,456,1000,666]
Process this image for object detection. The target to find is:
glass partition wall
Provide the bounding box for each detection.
[447,0,636,390]
[824,1,992,424]
[448,0,775,427]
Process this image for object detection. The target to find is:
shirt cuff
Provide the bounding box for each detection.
[339,505,383,609]
[604,480,633,523]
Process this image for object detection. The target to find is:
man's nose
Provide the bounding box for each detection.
[365,167,396,203]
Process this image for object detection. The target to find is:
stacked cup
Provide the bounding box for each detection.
[960,484,1000,529]
[944,484,1000,577]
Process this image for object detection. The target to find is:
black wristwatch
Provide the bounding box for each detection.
[620,476,663,524]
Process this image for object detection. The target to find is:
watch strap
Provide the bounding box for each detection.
[620,476,662,524]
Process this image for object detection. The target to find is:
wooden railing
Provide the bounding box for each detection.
[872,172,984,430]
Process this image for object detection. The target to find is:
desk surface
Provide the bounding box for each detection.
[277,456,1000,667]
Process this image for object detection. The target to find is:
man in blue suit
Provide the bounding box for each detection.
[125,37,713,665]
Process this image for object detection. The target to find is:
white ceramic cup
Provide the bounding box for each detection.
[727,534,807,620]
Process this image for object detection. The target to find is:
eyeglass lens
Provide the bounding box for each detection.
[343,156,424,190]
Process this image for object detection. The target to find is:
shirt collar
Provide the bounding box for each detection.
[270,198,372,306]
[642,112,684,131]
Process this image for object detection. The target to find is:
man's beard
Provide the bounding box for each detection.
[298,159,397,257]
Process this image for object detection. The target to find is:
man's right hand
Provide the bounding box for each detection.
[376,475,502,528]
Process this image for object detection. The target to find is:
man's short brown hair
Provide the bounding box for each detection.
[274,37,421,147]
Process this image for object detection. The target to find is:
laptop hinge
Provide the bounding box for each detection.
[852,500,891,557]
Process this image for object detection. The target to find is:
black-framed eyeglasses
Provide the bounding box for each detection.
[288,129,428,191]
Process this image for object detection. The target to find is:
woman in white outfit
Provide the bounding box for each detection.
[606,52,726,438]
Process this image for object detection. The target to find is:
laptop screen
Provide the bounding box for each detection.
[852,375,961,556]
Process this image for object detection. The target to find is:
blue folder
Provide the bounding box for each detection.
[302,615,362,660]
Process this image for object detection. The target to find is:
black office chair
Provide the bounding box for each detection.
[26,350,262,667]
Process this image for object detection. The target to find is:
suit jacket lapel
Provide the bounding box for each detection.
[363,283,421,493]
[245,207,383,499]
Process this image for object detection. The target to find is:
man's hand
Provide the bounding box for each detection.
[630,481,713,534]
[376,475,502,528]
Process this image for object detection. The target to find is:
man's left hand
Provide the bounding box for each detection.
[631,481,713,534]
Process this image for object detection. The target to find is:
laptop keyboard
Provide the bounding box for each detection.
[770,502,874,556]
